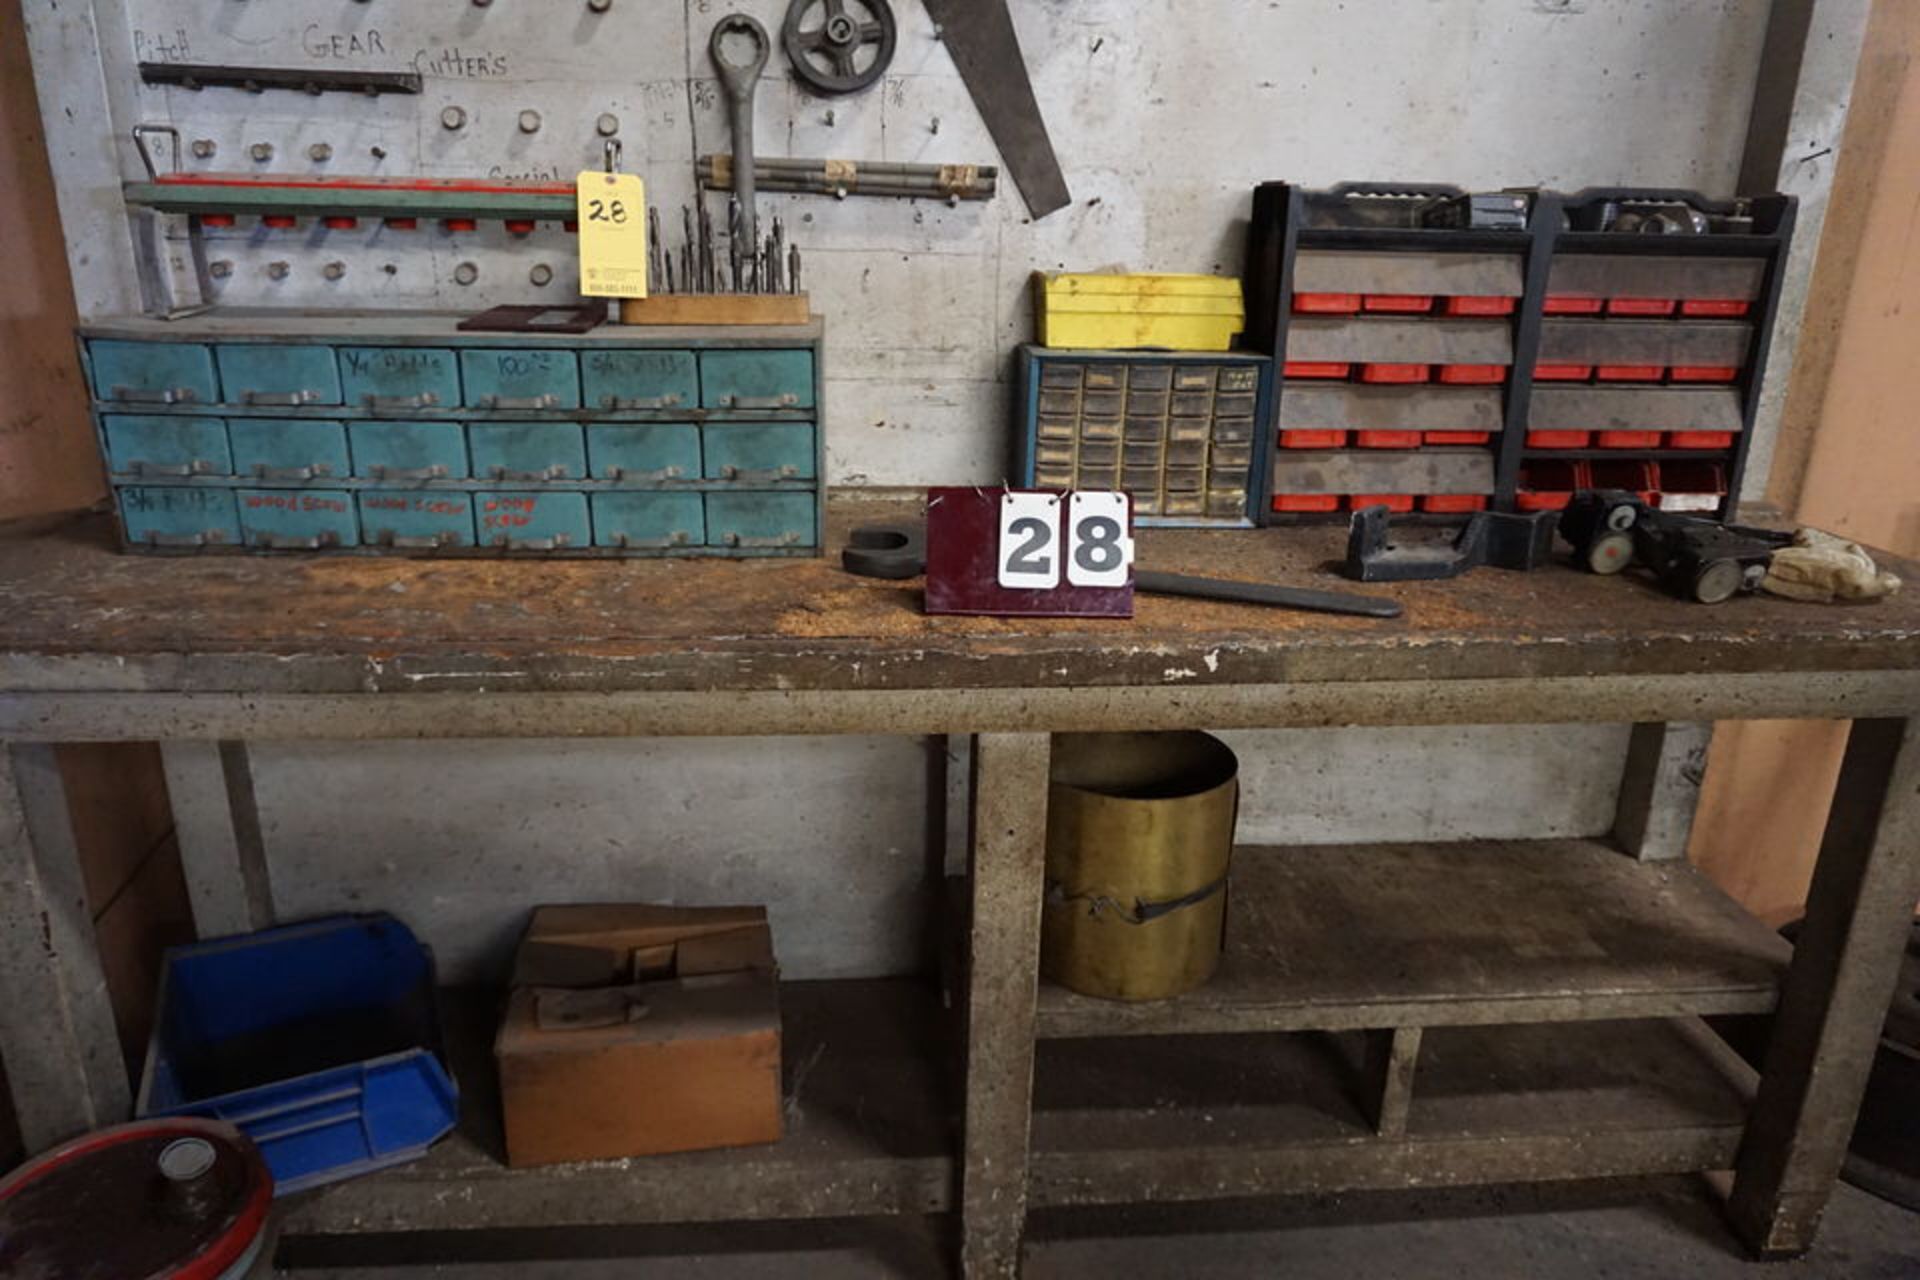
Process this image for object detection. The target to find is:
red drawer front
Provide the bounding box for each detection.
[1280,429,1348,449]
[1422,494,1489,514]
[1359,363,1431,384]
[1443,296,1516,316]
[1292,292,1362,313]
[1597,365,1664,382]
[1533,364,1593,381]
[1271,494,1342,513]
[1606,298,1677,316]
[1669,431,1735,449]
[1349,493,1415,513]
[1681,299,1751,318]
[1437,364,1507,385]
[1355,430,1423,449]
[1526,430,1591,449]
[1362,294,1434,313]
[1516,491,1575,511]
[1423,431,1491,445]
[1544,296,1604,315]
[1671,365,1738,382]
[1597,430,1662,449]
[1284,361,1352,379]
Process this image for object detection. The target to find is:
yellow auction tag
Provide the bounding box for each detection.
[575,170,647,298]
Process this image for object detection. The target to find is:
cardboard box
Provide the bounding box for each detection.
[495,904,781,1167]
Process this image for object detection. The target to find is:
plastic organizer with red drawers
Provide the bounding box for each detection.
[1244,181,1796,521]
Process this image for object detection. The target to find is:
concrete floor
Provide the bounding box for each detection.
[280,1176,1919,1278]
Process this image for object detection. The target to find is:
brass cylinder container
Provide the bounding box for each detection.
[1040,731,1239,1001]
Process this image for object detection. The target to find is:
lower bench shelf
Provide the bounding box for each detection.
[1029,1015,1758,1208]
[1037,839,1792,1039]
[281,979,954,1235]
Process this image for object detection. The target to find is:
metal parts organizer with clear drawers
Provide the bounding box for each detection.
[80,313,825,558]
[1012,345,1273,527]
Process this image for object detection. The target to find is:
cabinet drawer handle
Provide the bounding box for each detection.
[241,390,325,406]
[251,464,326,481]
[144,530,216,548]
[386,533,457,549]
[717,464,800,481]
[480,394,561,409]
[502,534,572,551]
[366,392,440,410]
[722,531,804,548]
[720,393,800,409]
[111,385,196,404]
[129,461,195,478]
[253,532,340,550]
[370,464,450,481]
[600,393,684,409]
[604,465,685,480]
[488,465,572,481]
[613,530,695,549]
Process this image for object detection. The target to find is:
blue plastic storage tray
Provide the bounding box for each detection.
[136,913,459,1195]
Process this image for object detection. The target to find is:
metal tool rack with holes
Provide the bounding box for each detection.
[1244,182,1796,524]
[82,313,825,557]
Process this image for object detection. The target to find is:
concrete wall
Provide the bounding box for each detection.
[22,0,1796,980]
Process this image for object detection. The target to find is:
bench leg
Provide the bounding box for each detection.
[0,743,131,1150]
[160,741,274,937]
[1727,716,1920,1254]
[961,732,1050,1279]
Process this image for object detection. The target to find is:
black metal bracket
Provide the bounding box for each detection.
[1345,506,1560,582]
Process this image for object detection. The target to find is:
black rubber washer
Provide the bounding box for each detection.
[842,522,925,579]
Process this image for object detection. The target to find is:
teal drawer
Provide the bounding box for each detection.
[702,422,815,480]
[118,486,240,547]
[358,491,477,549]
[470,422,586,481]
[349,420,469,481]
[580,349,698,410]
[214,345,343,407]
[101,414,231,477]
[592,492,704,549]
[586,423,700,480]
[459,349,581,409]
[89,341,218,405]
[704,492,816,549]
[228,418,349,481]
[339,346,460,410]
[476,491,589,550]
[236,489,359,548]
[699,350,814,409]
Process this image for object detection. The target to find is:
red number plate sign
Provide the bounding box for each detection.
[924,487,1135,617]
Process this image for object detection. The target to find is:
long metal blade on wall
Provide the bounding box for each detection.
[920,0,1069,219]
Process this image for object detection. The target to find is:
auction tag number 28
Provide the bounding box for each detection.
[996,490,1135,590]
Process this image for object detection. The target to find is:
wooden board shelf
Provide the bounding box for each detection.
[1036,840,1790,1040]
[282,979,954,1235]
[1029,1016,1757,1208]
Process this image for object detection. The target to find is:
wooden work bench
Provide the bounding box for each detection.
[1,497,1917,1277]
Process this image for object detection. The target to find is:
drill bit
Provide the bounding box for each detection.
[647,206,662,292]
[789,243,801,294]
[728,200,743,295]
[681,206,696,293]
[771,218,785,294]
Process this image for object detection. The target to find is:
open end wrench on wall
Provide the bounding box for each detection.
[711,14,771,274]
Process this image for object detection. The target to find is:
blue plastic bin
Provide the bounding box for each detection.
[136,913,459,1195]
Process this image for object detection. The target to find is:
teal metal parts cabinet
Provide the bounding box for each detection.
[79,314,827,558]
